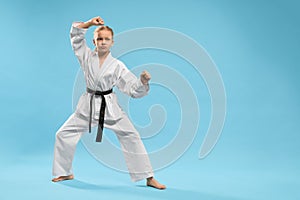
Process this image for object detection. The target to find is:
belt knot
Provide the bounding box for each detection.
[86,88,113,142]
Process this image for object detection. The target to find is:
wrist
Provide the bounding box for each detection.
[85,21,93,28]
[141,79,148,85]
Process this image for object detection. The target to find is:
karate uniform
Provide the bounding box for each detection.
[52,23,154,182]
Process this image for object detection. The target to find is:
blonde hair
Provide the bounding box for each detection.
[94,26,114,37]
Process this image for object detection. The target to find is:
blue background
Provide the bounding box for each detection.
[0,0,299,199]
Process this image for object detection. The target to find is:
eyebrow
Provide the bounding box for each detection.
[96,37,111,40]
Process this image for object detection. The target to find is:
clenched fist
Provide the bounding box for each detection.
[140,71,151,85]
[77,16,105,29]
[89,16,104,26]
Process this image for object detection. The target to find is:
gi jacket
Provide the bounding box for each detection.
[70,23,149,121]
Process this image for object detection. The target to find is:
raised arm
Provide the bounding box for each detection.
[77,16,104,29]
[70,16,104,69]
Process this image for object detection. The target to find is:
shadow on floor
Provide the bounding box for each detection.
[59,179,244,200]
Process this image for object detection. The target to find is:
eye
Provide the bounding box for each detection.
[96,38,103,41]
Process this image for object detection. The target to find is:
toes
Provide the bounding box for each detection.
[52,175,74,182]
[52,177,62,182]
[147,180,166,190]
[147,183,166,190]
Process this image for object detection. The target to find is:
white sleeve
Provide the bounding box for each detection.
[115,61,149,98]
[70,22,92,70]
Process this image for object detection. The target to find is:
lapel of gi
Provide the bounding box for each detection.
[99,52,113,76]
[94,52,114,90]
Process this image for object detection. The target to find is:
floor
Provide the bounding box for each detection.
[1,142,299,200]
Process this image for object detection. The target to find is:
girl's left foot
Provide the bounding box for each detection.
[146,177,166,190]
[52,175,74,182]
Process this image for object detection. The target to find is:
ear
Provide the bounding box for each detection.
[93,39,96,46]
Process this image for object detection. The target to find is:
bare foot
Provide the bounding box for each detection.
[52,175,74,182]
[146,177,166,190]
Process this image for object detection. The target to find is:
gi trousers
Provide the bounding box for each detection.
[52,112,154,182]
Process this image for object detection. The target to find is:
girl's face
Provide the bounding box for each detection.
[93,30,114,54]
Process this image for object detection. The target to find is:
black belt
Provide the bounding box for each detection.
[86,87,113,142]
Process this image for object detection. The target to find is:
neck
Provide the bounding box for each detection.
[98,51,110,67]
[98,51,110,60]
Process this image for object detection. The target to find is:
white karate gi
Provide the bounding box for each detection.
[52,23,154,182]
